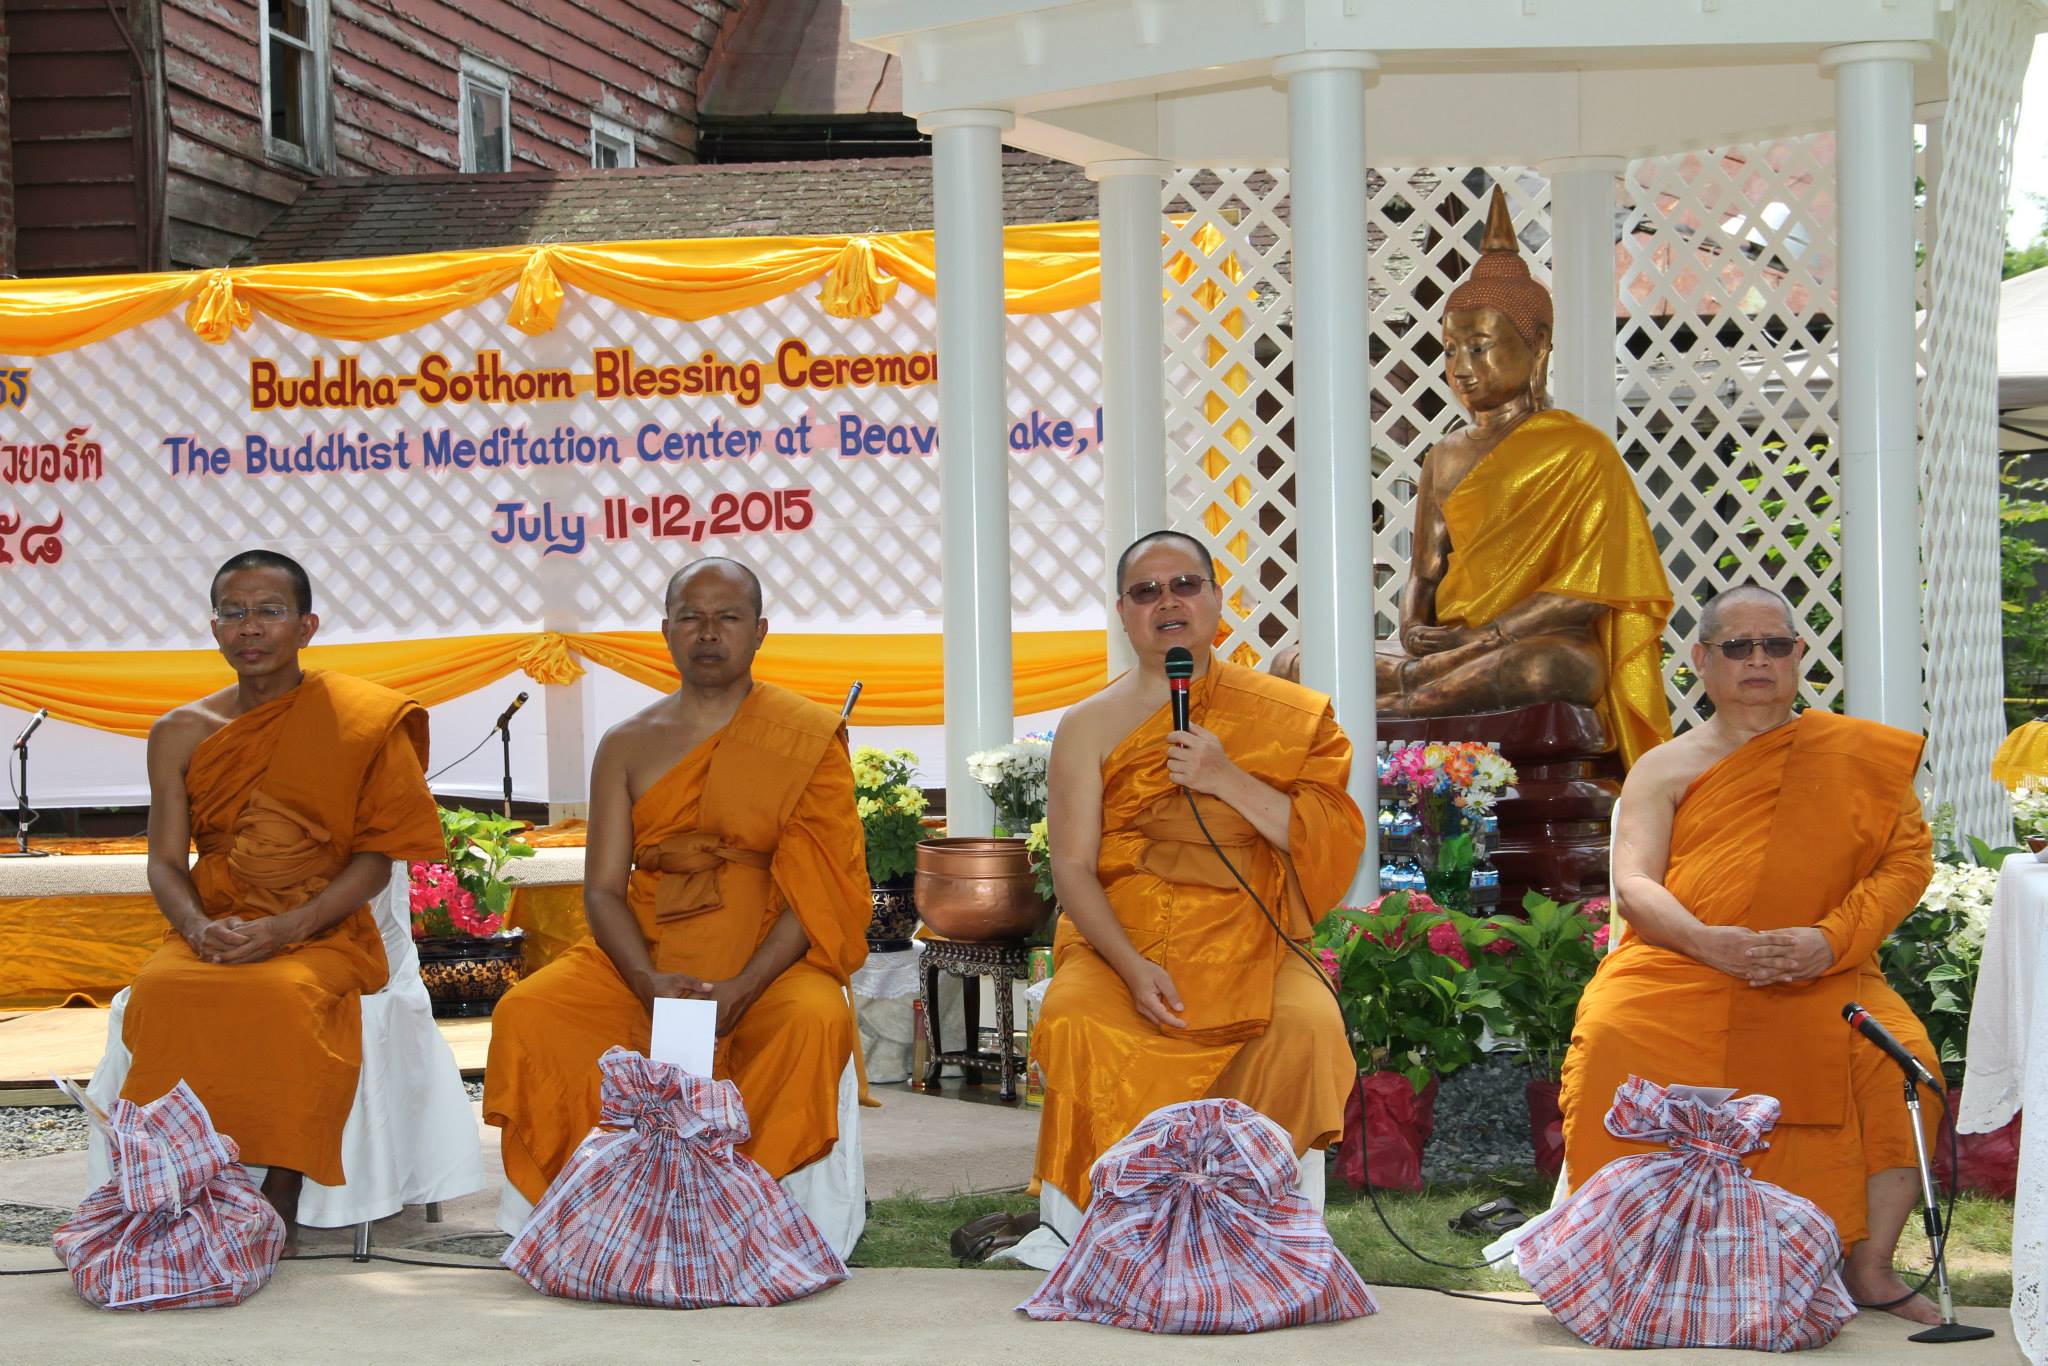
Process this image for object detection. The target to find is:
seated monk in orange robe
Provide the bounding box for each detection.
[484,558,868,1214]
[1031,531,1365,1231]
[1562,584,1943,1323]
[126,550,445,1250]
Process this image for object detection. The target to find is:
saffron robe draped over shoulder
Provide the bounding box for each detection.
[484,682,869,1201]
[121,671,444,1186]
[1031,658,1365,1209]
[1561,710,1939,1243]
[1433,408,1675,768]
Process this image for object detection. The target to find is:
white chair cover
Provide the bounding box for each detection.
[84,862,487,1228]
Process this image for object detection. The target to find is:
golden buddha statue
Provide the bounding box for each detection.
[1277,186,1675,768]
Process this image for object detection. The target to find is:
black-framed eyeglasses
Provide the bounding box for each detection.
[1121,573,1214,606]
[213,604,296,625]
[1711,636,1798,661]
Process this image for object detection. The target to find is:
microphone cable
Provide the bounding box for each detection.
[1178,784,1539,1295]
[425,726,500,784]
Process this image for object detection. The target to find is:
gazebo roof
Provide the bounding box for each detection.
[847,0,1978,166]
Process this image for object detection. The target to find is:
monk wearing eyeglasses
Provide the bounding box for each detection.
[122,549,445,1250]
[1561,583,1943,1322]
[1027,530,1365,1239]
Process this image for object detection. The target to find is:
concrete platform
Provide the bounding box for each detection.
[0,1249,2016,1365]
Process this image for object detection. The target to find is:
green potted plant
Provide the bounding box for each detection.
[1471,892,1612,1177]
[409,805,534,1016]
[1313,892,1505,1190]
[853,746,929,951]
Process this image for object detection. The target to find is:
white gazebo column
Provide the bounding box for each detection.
[1087,157,1171,679]
[921,107,1015,836]
[1276,51,1378,898]
[1823,42,1931,732]
[1540,156,1627,438]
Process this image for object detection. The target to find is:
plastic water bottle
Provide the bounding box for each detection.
[1473,816,1501,891]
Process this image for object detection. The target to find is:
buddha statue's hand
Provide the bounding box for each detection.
[1403,621,1480,656]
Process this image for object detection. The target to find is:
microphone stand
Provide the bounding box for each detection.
[1900,1071,1992,1344]
[500,718,514,822]
[3,733,50,858]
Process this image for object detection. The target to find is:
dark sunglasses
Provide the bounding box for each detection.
[1121,573,1214,606]
[1711,636,1798,661]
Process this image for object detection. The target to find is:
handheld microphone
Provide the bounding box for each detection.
[840,681,863,721]
[12,707,48,751]
[494,691,530,732]
[1844,1001,1939,1089]
[1165,647,1194,734]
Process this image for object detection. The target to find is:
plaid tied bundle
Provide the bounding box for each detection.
[1514,1076,1855,1351]
[503,1047,846,1308]
[1019,1099,1379,1334]
[53,1082,285,1310]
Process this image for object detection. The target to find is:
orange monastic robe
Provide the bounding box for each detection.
[1561,711,1939,1243]
[484,683,868,1202]
[121,671,443,1186]
[1031,658,1365,1208]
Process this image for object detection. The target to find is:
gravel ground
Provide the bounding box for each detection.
[0,1200,70,1247]
[0,1105,90,1160]
[1419,1054,1539,1183]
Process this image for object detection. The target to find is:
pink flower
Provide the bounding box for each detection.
[1317,947,1341,987]
[1592,924,1611,951]
[1426,920,1473,968]
[1582,896,1611,921]
[1478,923,1517,957]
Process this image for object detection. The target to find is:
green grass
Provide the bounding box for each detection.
[852,1168,2016,1309]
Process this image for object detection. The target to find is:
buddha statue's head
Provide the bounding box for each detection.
[1442,185,1552,415]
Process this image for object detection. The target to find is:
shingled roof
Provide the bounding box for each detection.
[234,154,1099,265]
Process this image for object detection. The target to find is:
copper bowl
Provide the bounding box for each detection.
[2030,834,2047,861]
[914,837,1054,941]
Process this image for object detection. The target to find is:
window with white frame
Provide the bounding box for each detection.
[262,0,331,169]
[460,56,512,173]
[591,114,636,169]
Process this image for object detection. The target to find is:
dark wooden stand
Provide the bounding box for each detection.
[918,937,1030,1102]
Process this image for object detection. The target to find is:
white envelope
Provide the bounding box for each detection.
[649,996,718,1078]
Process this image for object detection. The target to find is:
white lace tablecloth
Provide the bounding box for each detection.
[1960,855,2048,1361]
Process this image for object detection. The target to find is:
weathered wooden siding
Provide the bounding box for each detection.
[330,1,732,176]
[8,0,151,276]
[162,0,301,268]
[152,0,735,267]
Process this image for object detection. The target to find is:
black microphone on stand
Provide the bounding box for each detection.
[1165,646,1194,735]
[5,707,52,858]
[1843,1001,1994,1343]
[1843,1001,1940,1089]
[496,691,529,820]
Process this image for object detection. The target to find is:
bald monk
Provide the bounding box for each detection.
[1562,584,1943,1322]
[484,558,868,1216]
[1370,186,1673,766]
[127,549,445,1249]
[1030,530,1364,1231]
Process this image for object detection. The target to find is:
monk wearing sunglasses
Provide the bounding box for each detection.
[1562,583,1943,1323]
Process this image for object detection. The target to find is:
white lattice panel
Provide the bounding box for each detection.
[1617,137,1846,732]
[1163,151,1858,737]
[1920,0,2036,844]
[0,287,1103,650]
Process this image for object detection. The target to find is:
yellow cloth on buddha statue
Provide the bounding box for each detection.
[484,682,869,1201]
[1992,719,2048,789]
[1434,408,1674,768]
[120,671,444,1187]
[1030,658,1364,1209]
[1560,711,1939,1244]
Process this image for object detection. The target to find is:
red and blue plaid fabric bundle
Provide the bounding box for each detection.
[503,1047,847,1308]
[52,1081,284,1310]
[1019,1098,1378,1334]
[1514,1076,1855,1351]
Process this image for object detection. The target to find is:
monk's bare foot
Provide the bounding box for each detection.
[259,1167,304,1259]
[1843,1263,1942,1325]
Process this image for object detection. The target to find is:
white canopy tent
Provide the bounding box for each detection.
[2002,265,2048,452]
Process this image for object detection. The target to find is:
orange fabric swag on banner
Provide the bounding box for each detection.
[0,631,1109,738]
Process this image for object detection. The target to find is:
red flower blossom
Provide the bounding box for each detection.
[1426,920,1473,968]
[1478,923,1517,957]
[1592,924,1611,951]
